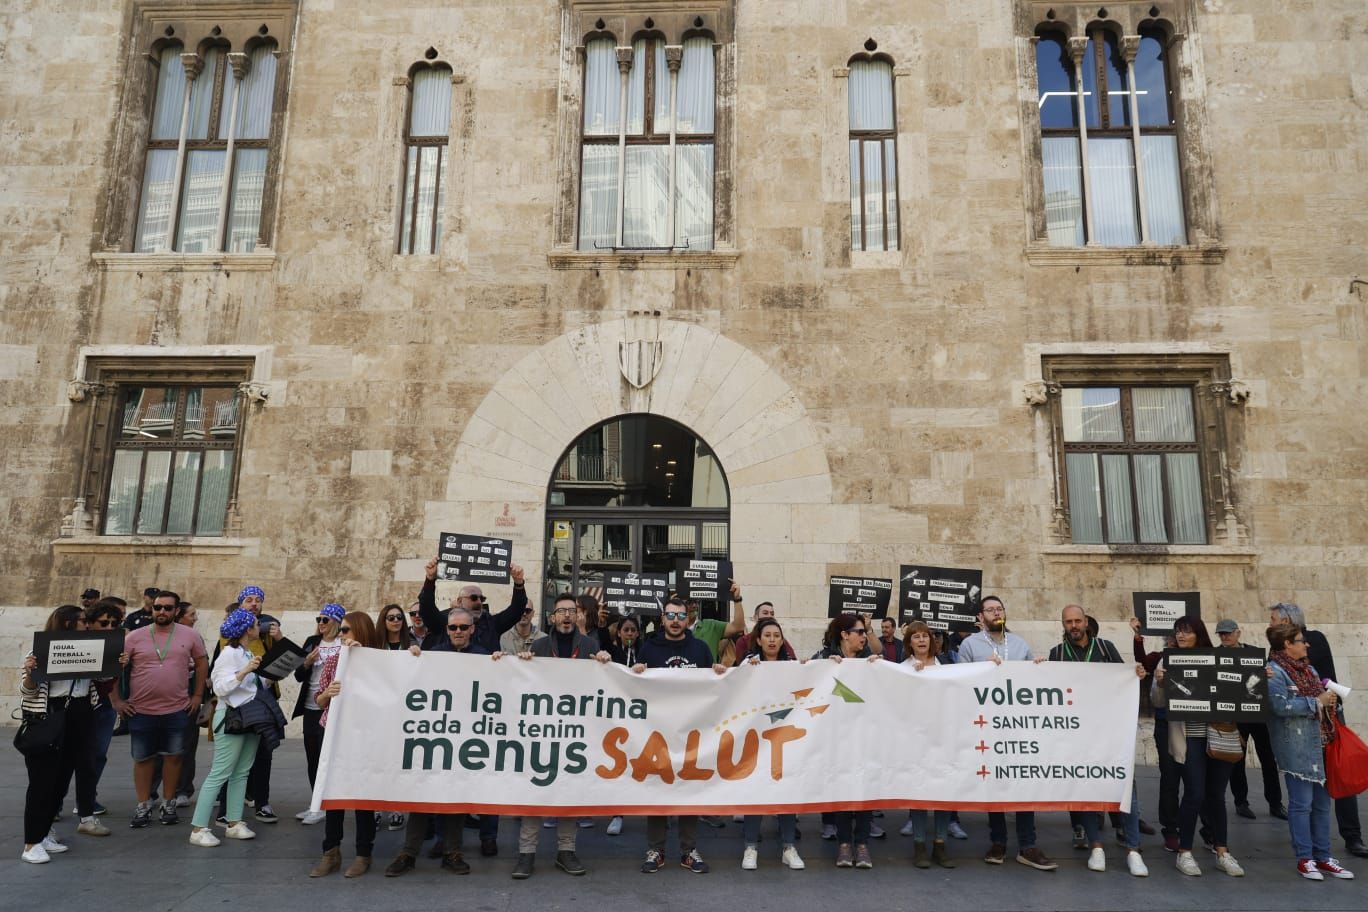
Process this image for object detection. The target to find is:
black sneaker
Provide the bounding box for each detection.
[441,853,471,875]
[255,805,278,823]
[130,804,152,828]
[481,838,498,857]
[556,850,587,875]
[511,853,535,879]
[159,803,179,825]
[681,849,709,873]
[641,849,663,873]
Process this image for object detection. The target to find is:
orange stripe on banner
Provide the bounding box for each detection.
[320,798,1123,815]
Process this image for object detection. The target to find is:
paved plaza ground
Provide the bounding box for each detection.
[1,735,1363,911]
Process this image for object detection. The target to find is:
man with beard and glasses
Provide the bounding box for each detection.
[1048,604,1149,876]
[115,590,207,829]
[957,595,1057,872]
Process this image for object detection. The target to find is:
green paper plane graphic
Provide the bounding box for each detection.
[831,679,864,703]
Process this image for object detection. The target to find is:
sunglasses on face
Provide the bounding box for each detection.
[316,617,332,625]
[849,629,867,636]
[90,619,116,628]
[663,611,687,621]
[386,615,404,622]
[152,605,177,613]
[448,623,473,632]
[408,610,420,617]
[339,626,351,634]
[464,595,486,603]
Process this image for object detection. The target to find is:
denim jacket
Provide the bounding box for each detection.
[1266,662,1327,784]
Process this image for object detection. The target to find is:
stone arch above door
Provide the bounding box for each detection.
[419,319,834,600]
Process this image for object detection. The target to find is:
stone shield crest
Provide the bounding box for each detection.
[618,339,664,390]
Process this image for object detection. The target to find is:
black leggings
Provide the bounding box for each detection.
[24,697,96,844]
[302,709,324,786]
[323,808,376,856]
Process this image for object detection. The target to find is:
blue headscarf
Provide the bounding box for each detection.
[220,608,258,640]
[320,603,346,623]
[238,585,266,604]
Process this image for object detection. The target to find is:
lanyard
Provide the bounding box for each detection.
[981,631,1010,662]
[150,623,177,664]
[1063,638,1097,663]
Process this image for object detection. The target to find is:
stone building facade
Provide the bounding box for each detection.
[1,0,1365,725]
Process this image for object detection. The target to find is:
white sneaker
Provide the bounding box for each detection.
[299,809,326,825]
[41,834,68,855]
[77,817,110,837]
[742,846,758,870]
[295,809,311,820]
[820,823,837,840]
[175,794,192,808]
[947,820,968,840]
[869,823,886,838]
[224,822,256,840]
[1087,847,1105,872]
[189,828,221,847]
[782,845,806,870]
[606,816,623,836]
[899,818,915,837]
[1126,850,1149,877]
[578,817,594,828]
[1176,851,1202,876]
[1215,852,1244,877]
[21,844,50,864]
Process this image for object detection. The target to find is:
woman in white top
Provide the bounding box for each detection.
[189,609,263,847]
[19,605,100,864]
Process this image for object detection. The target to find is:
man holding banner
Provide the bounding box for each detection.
[1048,605,1149,877]
[957,595,1058,871]
[507,593,613,879]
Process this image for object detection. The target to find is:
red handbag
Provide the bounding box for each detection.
[1326,723,1368,799]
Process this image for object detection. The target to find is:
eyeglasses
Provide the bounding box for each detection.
[408,610,420,617]
[663,611,687,621]
[1290,637,1306,645]
[316,617,332,625]
[386,615,404,622]
[552,606,574,615]
[464,595,486,603]
[152,605,177,613]
[90,620,116,628]
[849,629,868,636]
[448,623,473,632]
[339,626,351,634]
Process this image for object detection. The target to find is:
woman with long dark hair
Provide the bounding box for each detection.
[19,606,99,863]
[378,604,413,651]
[738,617,804,871]
[310,610,391,878]
[1152,616,1244,877]
[812,613,881,868]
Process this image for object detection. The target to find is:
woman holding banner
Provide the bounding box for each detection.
[737,618,805,871]
[900,621,956,869]
[1152,616,1245,877]
[18,606,100,864]
[1265,622,1354,881]
[814,614,881,868]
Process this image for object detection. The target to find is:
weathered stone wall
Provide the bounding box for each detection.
[0,1,1364,731]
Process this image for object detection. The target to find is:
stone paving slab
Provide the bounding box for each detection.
[0,734,1363,911]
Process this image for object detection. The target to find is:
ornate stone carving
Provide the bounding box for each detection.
[180,52,204,82]
[1022,380,1060,407]
[1066,37,1090,66]
[1120,35,1141,63]
[664,45,682,71]
[66,379,110,402]
[227,51,251,81]
[237,381,270,404]
[615,46,633,72]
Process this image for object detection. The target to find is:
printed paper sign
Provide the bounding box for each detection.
[33,630,124,680]
[1133,592,1200,636]
[827,577,892,618]
[312,651,1138,816]
[675,559,734,602]
[603,572,670,617]
[899,565,983,632]
[437,532,512,585]
[257,637,309,682]
[1162,646,1268,721]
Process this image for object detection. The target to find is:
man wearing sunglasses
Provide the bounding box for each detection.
[419,556,528,654]
[632,597,726,874]
[116,590,207,829]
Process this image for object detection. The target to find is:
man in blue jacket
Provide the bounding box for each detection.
[632,597,722,874]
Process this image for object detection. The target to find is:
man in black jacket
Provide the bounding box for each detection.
[504,593,609,879]
[633,597,723,874]
[418,556,526,653]
[1270,602,1366,857]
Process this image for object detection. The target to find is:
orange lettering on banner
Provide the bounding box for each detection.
[679,730,715,780]
[717,730,759,780]
[629,731,676,783]
[761,725,807,780]
[595,727,630,779]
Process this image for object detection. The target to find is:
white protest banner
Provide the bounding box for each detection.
[312,651,1137,815]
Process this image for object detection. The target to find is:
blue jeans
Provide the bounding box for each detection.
[479,812,499,843]
[92,698,116,789]
[908,809,950,843]
[1178,736,1232,851]
[1285,773,1333,862]
[743,813,796,847]
[988,811,1035,850]
[1073,784,1142,850]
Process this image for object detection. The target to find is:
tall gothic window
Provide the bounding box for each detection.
[848,57,899,251]
[398,65,453,255]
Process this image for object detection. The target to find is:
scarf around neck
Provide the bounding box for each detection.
[1271,650,1337,746]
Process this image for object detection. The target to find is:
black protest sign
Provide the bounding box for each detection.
[436,532,512,585]
[603,572,670,617]
[33,630,124,680]
[1162,646,1269,721]
[827,577,893,619]
[256,637,309,682]
[898,565,983,632]
[675,559,733,602]
[1133,591,1200,636]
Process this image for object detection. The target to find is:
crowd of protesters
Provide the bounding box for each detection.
[15,571,1365,885]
